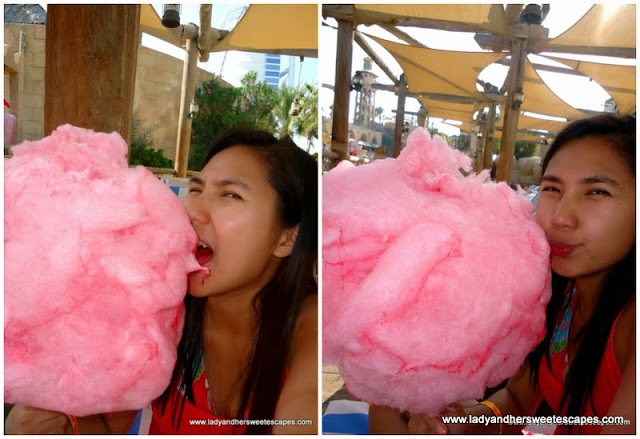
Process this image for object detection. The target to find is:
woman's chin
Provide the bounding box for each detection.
[187,271,208,297]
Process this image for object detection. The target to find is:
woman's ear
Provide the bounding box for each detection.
[273,225,299,258]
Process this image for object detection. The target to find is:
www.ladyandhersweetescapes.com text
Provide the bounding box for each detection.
[188,418,313,427]
[442,414,630,428]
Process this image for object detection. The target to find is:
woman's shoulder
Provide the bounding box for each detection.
[613,296,635,369]
[293,295,318,342]
[615,296,635,337]
[285,295,317,366]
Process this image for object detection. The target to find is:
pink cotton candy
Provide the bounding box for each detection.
[323,128,551,415]
[4,124,203,416]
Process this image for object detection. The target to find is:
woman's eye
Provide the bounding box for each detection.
[587,189,610,196]
[541,186,559,193]
[222,192,242,200]
[188,187,202,194]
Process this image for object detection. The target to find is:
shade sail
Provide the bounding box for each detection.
[140,4,317,57]
[210,4,318,57]
[515,113,568,134]
[417,97,478,124]
[492,129,551,143]
[353,4,510,37]
[541,55,636,114]
[140,4,183,48]
[544,4,636,50]
[368,34,506,98]
[521,59,591,121]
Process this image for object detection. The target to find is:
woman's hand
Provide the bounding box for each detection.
[408,403,468,435]
[5,405,71,434]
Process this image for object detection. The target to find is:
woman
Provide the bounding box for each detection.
[151,129,318,434]
[371,114,635,434]
[6,129,318,434]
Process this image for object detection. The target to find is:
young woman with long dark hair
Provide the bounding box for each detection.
[150,129,318,434]
[372,114,635,435]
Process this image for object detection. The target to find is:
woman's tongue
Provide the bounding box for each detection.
[196,246,214,268]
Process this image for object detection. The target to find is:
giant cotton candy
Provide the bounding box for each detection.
[323,128,551,415]
[5,124,202,416]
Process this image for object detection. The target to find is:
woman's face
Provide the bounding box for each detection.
[535,136,635,283]
[185,145,294,298]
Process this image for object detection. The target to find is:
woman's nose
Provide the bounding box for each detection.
[185,197,210,225]
[550,196,577,229]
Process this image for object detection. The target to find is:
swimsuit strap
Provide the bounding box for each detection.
[549,280,578,381]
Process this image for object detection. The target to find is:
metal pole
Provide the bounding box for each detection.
[175,37,199,178]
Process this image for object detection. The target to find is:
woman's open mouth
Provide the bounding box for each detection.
[195,242,214,268]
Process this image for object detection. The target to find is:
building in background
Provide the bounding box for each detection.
[215,3,308,89]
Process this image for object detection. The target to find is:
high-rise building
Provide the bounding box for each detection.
[264,54,281,88]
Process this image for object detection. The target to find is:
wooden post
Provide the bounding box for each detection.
[482,103,496,170]
[497,37,527,184]
[469,132,479,171]
[175,37,199,178]
[331,19,354,161]
[44,5,140,145]
[393,74,407,158]
[474,124,485,173]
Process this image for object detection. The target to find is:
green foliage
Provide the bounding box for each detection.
[272,83,318,152]
[492,137,501,155]
[128,116,173,168]
[514,140,537,160]
[491,138,537,160]
[293,84,318,152]
[238,71,278,132]
[274,85,300,139]
[189,72,278,171]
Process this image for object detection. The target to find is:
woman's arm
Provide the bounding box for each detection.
[5,405,138,434]
[601,305,635,434]
[369,405,410,434]
[272,296,318,434]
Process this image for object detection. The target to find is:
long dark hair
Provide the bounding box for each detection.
[528,114,635,424]
[157,129,318,434]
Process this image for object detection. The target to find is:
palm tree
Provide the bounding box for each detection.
[375,107,385,125]
[293,84,318,152]
[274,85,301,139]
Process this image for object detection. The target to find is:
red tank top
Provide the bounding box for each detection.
[149,360,247,435]
[538,285,629,434]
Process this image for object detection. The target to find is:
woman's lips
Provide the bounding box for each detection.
[550,242,574,257]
